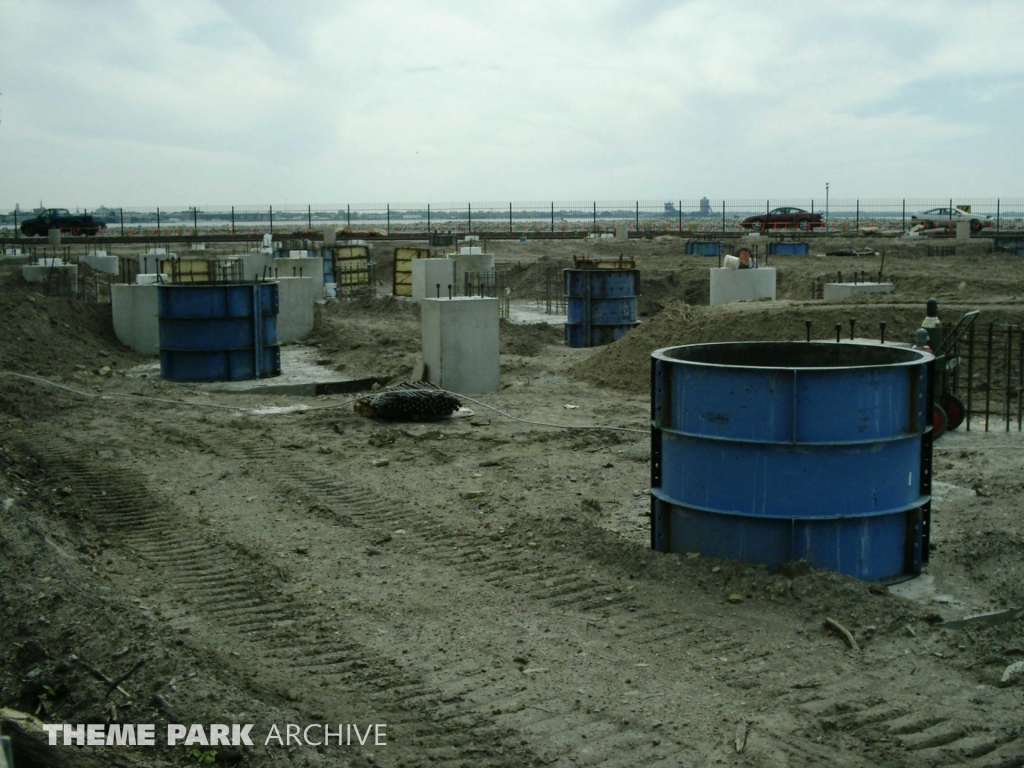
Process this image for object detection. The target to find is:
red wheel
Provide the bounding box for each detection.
[943,393,965,431]
[933,403,948,439]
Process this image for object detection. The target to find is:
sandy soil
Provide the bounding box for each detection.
[1,234,1024,768]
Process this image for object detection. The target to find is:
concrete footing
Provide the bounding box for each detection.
[709,268,776,306]
[272,257,324,297]
[421,297,500,394]
[454,253,494,295]
[412,259,457,302]
[275,277,317,342]
[822,282,894,301]
[22,264,78,291]
[81,255,120,275]
[111,284,160,355]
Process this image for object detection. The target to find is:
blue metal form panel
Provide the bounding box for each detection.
[658,433,923,518]
[158,283,281,382]
[650,341,934,582]
[767,242,809,255]
[321,248,335,282]
[684,241,723,256]
[564,269,640,348]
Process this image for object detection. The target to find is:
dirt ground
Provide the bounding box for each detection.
[1,234,1024,768]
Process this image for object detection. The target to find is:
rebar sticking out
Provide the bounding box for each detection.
[849,318,856,340]
[805,320,812,342]
[880,322,887,344]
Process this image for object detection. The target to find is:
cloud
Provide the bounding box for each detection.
[1,0,1022,206]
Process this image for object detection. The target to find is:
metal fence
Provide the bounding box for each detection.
[5,199,1024,237]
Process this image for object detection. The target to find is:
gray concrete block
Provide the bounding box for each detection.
[412,259,457,302]
[421,297,500,394]
[709,268,776,306]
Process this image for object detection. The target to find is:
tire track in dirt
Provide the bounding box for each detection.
[179,417,1024,768]
[18,430,539,768]
[25,410,1024,768]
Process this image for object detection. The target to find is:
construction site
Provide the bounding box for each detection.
[1,223,1023,768]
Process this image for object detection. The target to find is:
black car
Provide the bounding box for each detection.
[20,208,106,237]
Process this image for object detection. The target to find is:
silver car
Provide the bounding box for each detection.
[911,207,993,231]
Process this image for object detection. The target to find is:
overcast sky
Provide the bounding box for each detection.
[2,0,1023,208]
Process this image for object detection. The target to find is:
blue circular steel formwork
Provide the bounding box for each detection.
[564,268,640,347]
[650,341,935,582]
[158,283,281,382]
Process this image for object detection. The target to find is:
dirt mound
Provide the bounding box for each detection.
[570,299,1024,393]
[308,295,422,380]
[500,320,563,356]
[0,263,140,377]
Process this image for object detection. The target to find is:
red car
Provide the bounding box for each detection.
[742,207,822,231]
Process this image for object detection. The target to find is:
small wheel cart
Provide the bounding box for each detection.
[929,309,979,437]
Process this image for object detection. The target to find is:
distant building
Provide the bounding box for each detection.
[699,197,712,216]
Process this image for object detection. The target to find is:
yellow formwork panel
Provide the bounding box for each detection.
[393,247,431,297]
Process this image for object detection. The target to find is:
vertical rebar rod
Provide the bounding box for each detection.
[722,200,726,233]
[635,201,639,232]
[1006,324,1013,432]
[120,208,124,238]
[156,207,160,231]
[231,206,235,235]
[985,323,993,432]
[966,323,975,431]
[835,323,841,343]
[387,204,390,235]
[805,320,811,342]
[347,204,351,229]
[849,318,856,340]
[509,202,512,233]
[1018,326,1023,432]
[553,202,556,233]
[269,205,273,234]
[308,205,312,230]
[880,322,886,344]
[467,203,471,234]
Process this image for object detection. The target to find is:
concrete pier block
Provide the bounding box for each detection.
[956,221,971,241]
[412,258,457,302]
[111,284,160,355]
[709,268,776,306]
[274,277,317,342]
[421,297,500,394]
[822,282,894,301]
[81,255,119,275]
[453,252,494,295]
[271,256,324,296]
[22,264,78,291]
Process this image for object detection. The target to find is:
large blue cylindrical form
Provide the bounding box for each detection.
[767,242,809,255]
[685,241,723,256]
[650,341,935,582]
[564,269,640,347]
[158,283,281,382]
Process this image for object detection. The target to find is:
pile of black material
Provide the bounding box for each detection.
[355,381,462,421]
